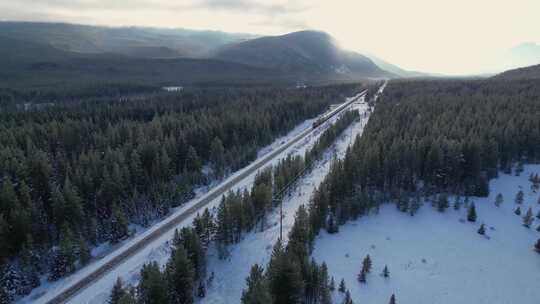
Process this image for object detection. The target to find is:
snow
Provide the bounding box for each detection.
[201,101,371,304]
[312,165,540,304]
[18,94,368,304]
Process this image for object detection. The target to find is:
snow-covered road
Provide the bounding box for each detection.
[201,101,371,304]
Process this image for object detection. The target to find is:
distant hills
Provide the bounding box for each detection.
[212,31,393,79]
[0,22,420,89]
[493,63,540,80]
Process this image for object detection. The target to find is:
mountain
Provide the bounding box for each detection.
[0,36,288,89]
[493,63,540,80]
[212,31,393,79]
[0,21,255,58]
[0,22,395,88]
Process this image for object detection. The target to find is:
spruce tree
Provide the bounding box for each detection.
[338,279,346,293]
[453,196,461,210]
[383,265,390,278]
[362,255,372,273]
[138,262,167,304]
[437,194,449,212]
[342,290,353,304]
[477,224,486,235]
[515,190,524,205]
[389,294,396,304]
[357,269,366,283]
[514,206,521,216]
[535,239,540,253]
[197,281,206,298]
[467,203,477,222]
[523,207,534,228]
[241,264,272,304]
[536,210,540,220]
[165,246,194,304]
[494,193,503,207]
[329,277,335,291]
[109,277,127,304]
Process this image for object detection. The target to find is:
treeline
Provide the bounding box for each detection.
[312,78,540,234]
[238,78,540,304]
[0,83,364,301]
[241,205,334,304]
[105,106,361,304]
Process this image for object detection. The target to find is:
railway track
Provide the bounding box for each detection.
[44,90,367,304]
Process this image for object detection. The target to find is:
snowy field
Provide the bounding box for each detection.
[18,94,368,304]
[201,102,371,304]
[313,165,540,304]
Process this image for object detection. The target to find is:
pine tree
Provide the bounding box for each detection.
[110,204,129,243]
[536,210,540,220]
[477,223,486,235]
[467,203,477,222]
[362,255,372,273]
[515,190,524,205]
[453,196,461,210]
[382,265,390,278]
[523,207,534,228]
[494,193,503,207]
[342,290,353,304]
[138,262,167,304]
[514,206,521,216]
[327,213,339,234]
[241,264,272,304]
[389,294,396,304]
[409,196,421,216]
[535,239,540,253]
[197,281,206,298]
[437,194,449,212]
[338,279,346,293]
[536,225,540,232]
[357,270,366,283]
[319,262,332,304]
[165,246,194,304]
[109,277,127,304]
[78,237,91,265]
[329,277,335,291]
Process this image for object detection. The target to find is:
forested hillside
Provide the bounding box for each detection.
[233,78,540,304]
[310,78,540,234]
[0,83,363,300]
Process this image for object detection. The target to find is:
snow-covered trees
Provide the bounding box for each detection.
[535,239,540,254]
[241,264,272,304]
[494,193,503,207]
[515,190,524,205]
[437,194,449,212]
[467,203,477,222]
[338,278,346,293]
[382,265,390,278]
[389,294,397,304]
[138,262,167,304]
[523,207,534,228]
[477,224,486,235]
[165,246,195,304]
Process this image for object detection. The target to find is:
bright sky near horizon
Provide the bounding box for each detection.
[1,0,539,75]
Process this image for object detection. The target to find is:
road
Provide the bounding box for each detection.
[40,90,367,304]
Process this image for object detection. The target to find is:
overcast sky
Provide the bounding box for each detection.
[1,0,539,75]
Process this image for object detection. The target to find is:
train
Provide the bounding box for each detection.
[312,90,367,129]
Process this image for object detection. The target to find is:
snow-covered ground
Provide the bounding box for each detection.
[313,165,540,304]
[201,101,371,304]
[18,94,368,304]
